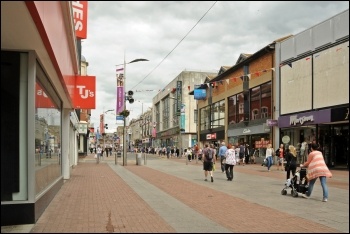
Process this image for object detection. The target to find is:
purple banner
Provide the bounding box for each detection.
[116,86,125,114]
[278,109,331,128]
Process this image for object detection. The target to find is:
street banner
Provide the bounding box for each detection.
[116,86,125,114]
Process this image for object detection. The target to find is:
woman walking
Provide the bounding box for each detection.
[276,144,285,171]
[300,143,332,202]
[265,143,274,172]
[224,144,237,181]
[285,145,297,180]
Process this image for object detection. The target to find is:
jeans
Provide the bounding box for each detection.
[306,176,328,199]
[286,165,297,180]
[225,164,234,180]
[267,156,273,170]
[220,156,225,172]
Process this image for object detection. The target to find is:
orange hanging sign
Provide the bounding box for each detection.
[73,76,96,109]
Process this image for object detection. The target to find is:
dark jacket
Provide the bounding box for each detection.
[285,151,297,168]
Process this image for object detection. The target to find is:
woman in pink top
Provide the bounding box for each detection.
[300,143,332,202]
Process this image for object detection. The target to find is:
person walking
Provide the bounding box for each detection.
[224,144,237,181]
[218,142,227,173]
[300,143,332,202]
[211,144,217,162]
[244,144,250,164]
[285,145,297,180]
[276,144,285,170]
[202,143,215,182]
[239,143,245,166]
[235,144,240,165]
[96,145,102,163]
[265,143,274,171]
[186,147,193,162]
[198,147,203,161]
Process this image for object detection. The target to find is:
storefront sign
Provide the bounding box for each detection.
[278,109,331,128]
[266,119,278,126]
[290,115,314,125]
[74,76,96,109]
[228,124,270,136]
[206,133,217,140]
[72,1,88,39]
[77,122,88,134]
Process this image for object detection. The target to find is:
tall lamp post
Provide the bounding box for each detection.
[116,58,148,166]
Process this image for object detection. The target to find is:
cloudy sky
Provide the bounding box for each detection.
[82,1,348,133]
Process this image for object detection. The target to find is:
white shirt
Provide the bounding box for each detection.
[266,148,273,158]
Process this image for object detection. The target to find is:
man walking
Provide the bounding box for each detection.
[203,143,216,182]
[218,142,228,173]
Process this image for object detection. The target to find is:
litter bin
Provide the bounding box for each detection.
[136,153,142,165]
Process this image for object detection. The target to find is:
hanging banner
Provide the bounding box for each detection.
[72,1,88,39]
[100,114,104,134]
[73,76,96,109]
[116,86,125,114]
[176,81,182,115]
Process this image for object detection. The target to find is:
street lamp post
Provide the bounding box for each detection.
[116,58,148,166]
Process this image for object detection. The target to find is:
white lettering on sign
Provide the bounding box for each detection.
[37,89,49,98]
[72,1,84,32]
[290,115,314,125]
[346,108,349,120]
[243,129,251,133]
[77,85,94,99]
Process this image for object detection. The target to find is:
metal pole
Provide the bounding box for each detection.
[123,55,127,166]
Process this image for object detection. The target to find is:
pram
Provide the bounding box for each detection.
[281,168,308,197]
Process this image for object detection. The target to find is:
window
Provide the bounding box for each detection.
[250,86,260,120]
[261,106,268,118]
[252,109,259,120]
[249,82,271,120]
[35,63,62,196]
[227,93,244,124]
[211,100,225,128]
[162,98,170,129]
[200,106,210,131]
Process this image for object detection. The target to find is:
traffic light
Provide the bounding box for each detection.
[127,90,134,104]
[104,124,108,129]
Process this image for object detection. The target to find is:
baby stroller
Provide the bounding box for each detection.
[281,168,308,197]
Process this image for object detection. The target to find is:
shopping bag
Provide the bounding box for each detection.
[94,154,97,159]
[212,163,216,171]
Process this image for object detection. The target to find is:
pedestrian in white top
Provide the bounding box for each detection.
[224,144,237,181]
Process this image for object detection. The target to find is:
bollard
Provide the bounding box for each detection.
[144,153,147,165]
[137,153,142,165]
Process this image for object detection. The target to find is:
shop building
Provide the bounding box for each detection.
[276,9,349,168]
[196,37,291,155]
[1,2,94,226]
[152,71,216,151]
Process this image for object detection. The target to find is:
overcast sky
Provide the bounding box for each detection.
[82,1,348,133]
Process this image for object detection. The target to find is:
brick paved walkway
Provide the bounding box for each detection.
[3,153,347,233]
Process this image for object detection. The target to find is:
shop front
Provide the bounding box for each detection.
[278,107,348,169]
[227,123,271,157]
[199,130,225,148]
